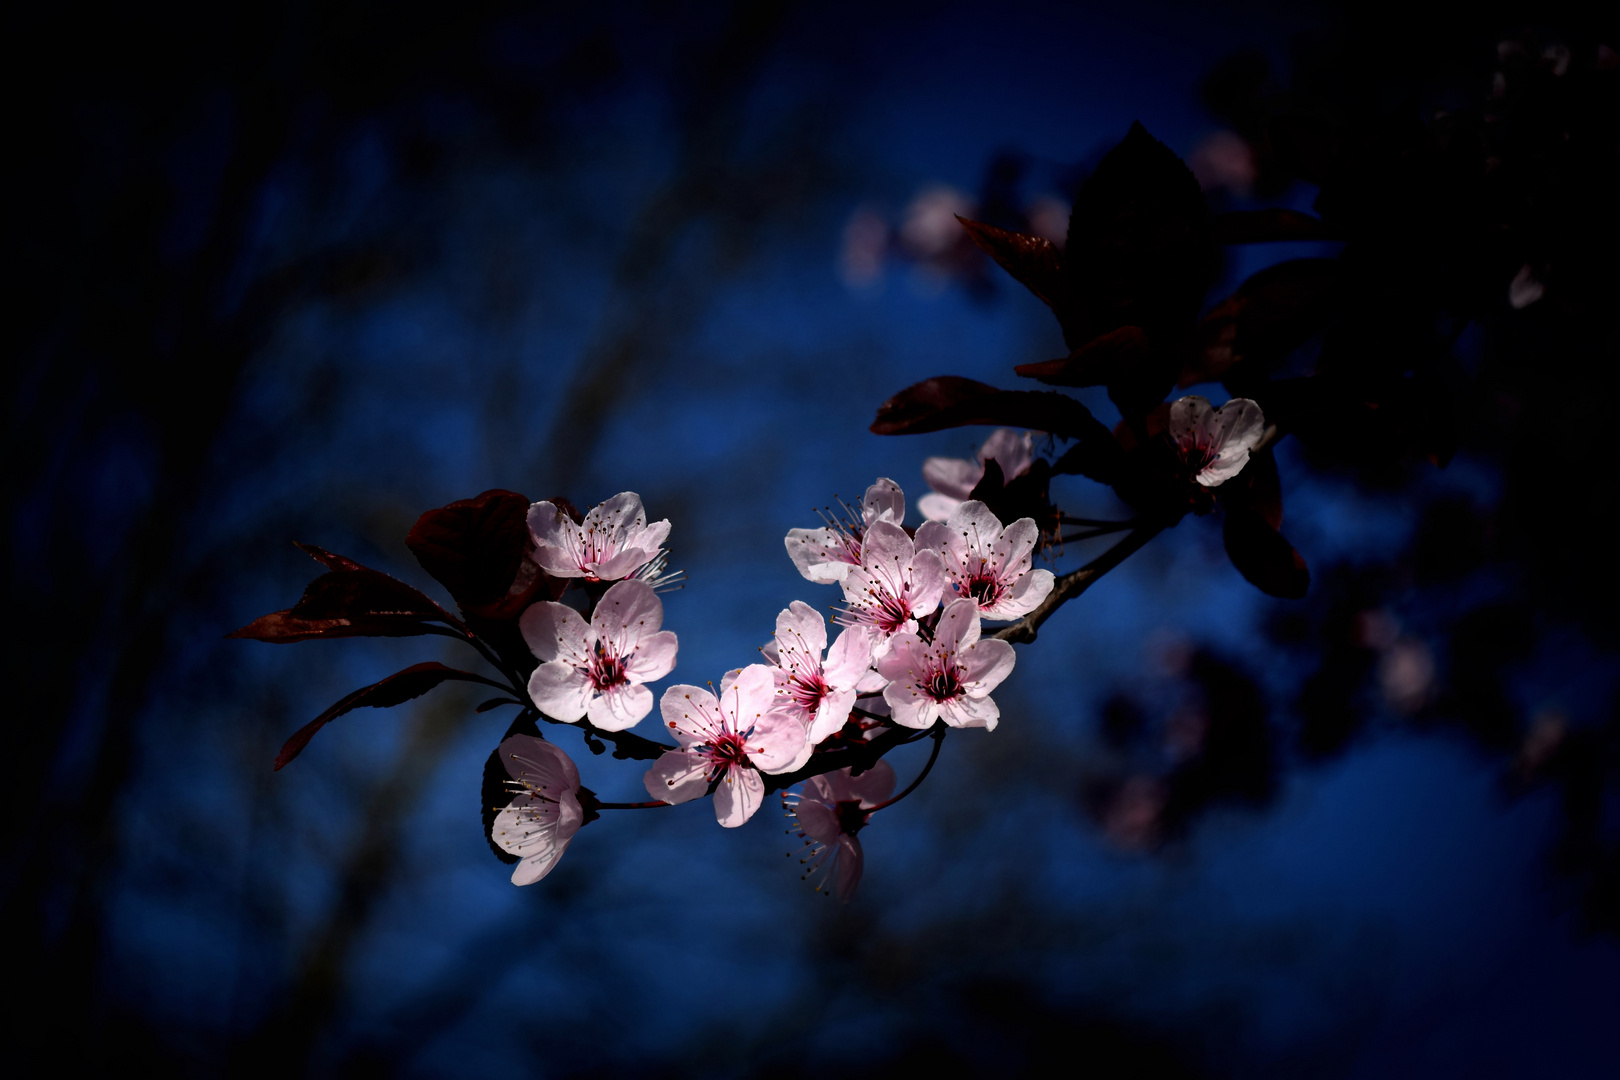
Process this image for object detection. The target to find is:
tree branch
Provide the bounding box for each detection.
[990,525,1164,644]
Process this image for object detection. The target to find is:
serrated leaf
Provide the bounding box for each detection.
[406,489,533,610]
[274,662,488,770]
[870,376,1113,444]
[956,216,1067,309]
[227,609,440,643]
[1015,325,1152,388]
[1223,503,1309,598]
[1062,121,1213,347]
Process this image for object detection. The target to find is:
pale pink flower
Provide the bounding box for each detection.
[644,665,811,828]
[877,598,1016,730]
[491,735,585,886]
[520,579,677,731]
[915,500,1054,621]
[783,760,895,902]
[528,491,671,581]
[785,478,905,584]
[1168,396,1265,487]
[918,429,1035,522]
[762,601,879,744]
[838,519,946,651]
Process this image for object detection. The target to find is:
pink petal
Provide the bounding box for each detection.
[960,637,1016,694]
[922,456,982,501]
[593,579,664,650]
[588,682,653,731]
[643,750,711,803]
[775,600,829,662]
[882,679,934,730]
[979,428,1034,479]
[907,548,948,618]
[745,708,812,775]
[499,734,582,795]
[949,500,1006,557]
[935,598,982,649]
[624,629,678,683]
[793,795,842,845]
[713,765,765,827]
[862,477,906,525]
[983,567,1054,620]
[825,758,896,806]
[659,684,724,745]
[993,517,1041,573]
[1169,395,1214,450]
[496,796,572,885]
[941,692,1000,731]
[807,686,857,743]
[528,662,593,722]
[833,834,864,902]
[822,625,876,689]
[519,601,593,665]
[917,492,962,523]
[785,526,856,583]
[1207,397,1265,452]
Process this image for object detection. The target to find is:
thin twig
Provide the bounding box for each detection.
[991,525,1164,645]
[867,724,946,812]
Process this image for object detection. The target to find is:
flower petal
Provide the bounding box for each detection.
[593,579,664,651]
[917,492,963,523]
[643,750,711,803]
[833,834,864,902]
[624,629,678,683]
[959,637,1016,694]
[659,684,724,745]
[588,682,653,731]
[775,600,829,666]
[519,601,592,665]
[922,456,982,501]
[1168,395,1213,450]
[862,477,906,525]
[528,662,593,722]
[713,765,765,827]
[793,795,842,844]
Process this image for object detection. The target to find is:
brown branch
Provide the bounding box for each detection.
[990,525,1165,644]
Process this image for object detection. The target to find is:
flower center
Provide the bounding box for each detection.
[789,671,830,713]
[705,731,752,774]
[589,640,627,690]
[965,571,1002,606]
[924,663,964,702]
[835,799,870,836]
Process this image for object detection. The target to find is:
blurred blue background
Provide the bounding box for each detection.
[7,1,1617,1075]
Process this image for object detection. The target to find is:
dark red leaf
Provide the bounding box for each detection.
[293,542,369,572]
[1224,503,1309,599]
[956,216,1067,310]
[1209,209,1338,244]
[227,610,441,643]
[289,569,452,623]
[1191,259,1340,385]
[870,376,1112,444]
[406,489,534,611]
[274,662,487,770]
[1062,121,1214,347]
[1015,325,1152,388]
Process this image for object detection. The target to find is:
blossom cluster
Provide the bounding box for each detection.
[489,476,1059,890]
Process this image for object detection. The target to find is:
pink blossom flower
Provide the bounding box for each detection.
[918,428,1035,522]
[1168,396,1264,487]
[877,598,1016,730]
[491,735,585,886]
[644,665,811,828]
[785,478,905,584]
[520,579,677,731]
[762,601,879,744]
[837,519,946,651]
[915,500,1054,621]
[783,759,895,901]
[528,491,671,581]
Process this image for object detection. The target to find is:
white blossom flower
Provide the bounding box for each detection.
[877,598,1016,730]
[783,760,895,901]
[762,601,878,744]
[784,478,905,584]
[491,735,584,886]
[528,491,671,581]
[837,519,946,652]
[915,500,1054,621]
[644,665,811,828]
[1168,396,1264,487]
[520,579,677,731]
[918,428,1035,522]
